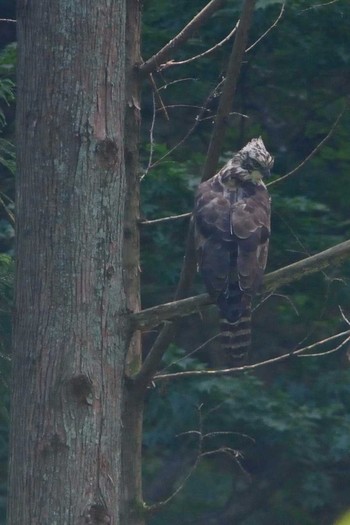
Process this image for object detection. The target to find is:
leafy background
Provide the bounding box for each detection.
[1,0,350,524]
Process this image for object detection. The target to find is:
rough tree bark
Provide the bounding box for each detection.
[8,1,143,524]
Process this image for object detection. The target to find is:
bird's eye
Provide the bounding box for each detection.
[242,158,262,172]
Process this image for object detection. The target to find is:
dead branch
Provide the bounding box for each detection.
[153,330,350,381]
[140,0,226,77]
[158,22,239,70]
[131,239,350,331]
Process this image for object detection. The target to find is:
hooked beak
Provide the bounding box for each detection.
[262,167,271,179]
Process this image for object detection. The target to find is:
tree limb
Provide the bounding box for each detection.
[202,0,256,181]
[139,0,226,77]
[131,239,350,331]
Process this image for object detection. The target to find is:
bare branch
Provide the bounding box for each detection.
[268,106,347,187]
[140,0,226,77]
[158,22,239,70]
[154,330,350,381]
[131,239,350,331]
[245,3,285,53]
[202,0,257,181]
[0,19,16,23]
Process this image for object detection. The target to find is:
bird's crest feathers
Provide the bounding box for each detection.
[239,136,274,169]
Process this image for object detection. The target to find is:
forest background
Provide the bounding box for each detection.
[1,0,350,524]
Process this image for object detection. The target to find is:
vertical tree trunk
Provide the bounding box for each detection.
[8,1,136,523]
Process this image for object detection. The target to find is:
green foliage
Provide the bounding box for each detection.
[141,145,200,305]
[144,349,350,525]
[0,43,15,175]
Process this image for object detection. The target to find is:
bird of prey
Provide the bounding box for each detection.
[193,137,273,360]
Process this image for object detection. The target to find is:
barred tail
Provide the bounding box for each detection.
[219,302,252,361]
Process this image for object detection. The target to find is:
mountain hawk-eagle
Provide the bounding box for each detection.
[193,137,273,359]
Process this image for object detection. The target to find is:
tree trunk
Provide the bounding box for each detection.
[7,1,142,523]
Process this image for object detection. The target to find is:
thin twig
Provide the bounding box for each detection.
[299,0,339,13]
[153,329,350,381]
[149,73,169,120]
[199,110,249,122]
[268,107,347,187]
[158,22,239,70]
[141,90,157,182]
[158,78,198,90]
[140,0,226,77]
[245,3,285,53]
[140,212,191,226]
[0,19,16,23]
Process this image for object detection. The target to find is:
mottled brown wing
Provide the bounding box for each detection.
[193,177,234,300]
[231,186,271,293]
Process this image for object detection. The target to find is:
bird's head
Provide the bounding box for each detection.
[221,137,274,185]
